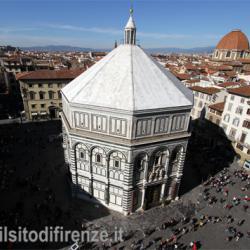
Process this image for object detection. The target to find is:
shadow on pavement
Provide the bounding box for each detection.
[179,119,236,196]
[0,120,110,249]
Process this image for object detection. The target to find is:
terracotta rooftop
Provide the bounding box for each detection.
[189,86,221,95]
[186,79,200,84]
[218,82,241,88]
[216,29,249,50]
[228,85,250,98]
[185,64,199,70]
[239,58,250,64]
[217,65,233,71]
[209,102,225,112]
[173,73,191,81]
[16,68,85,80]
[225,71,236,77]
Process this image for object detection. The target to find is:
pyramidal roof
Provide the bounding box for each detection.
[125,15,136,29]
[62,44,193,112]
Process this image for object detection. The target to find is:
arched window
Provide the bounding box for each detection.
[133,153,147,184]
[114,159,120,168]
[39,91,45,100]
[109,151,126,173]
[96,154,101,163]
[92,147,106,166]
[235,106,243,115]
[48,91,55,99]
[80,152,84,159]
[226,51,231,58]
[29,91,35,100]
[154,154,161,165]
[75,143,89,171]
[233,118,240,127]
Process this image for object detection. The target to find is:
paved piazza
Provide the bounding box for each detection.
[0,120,249,249]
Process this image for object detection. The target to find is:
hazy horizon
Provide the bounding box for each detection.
[0,0,249,49]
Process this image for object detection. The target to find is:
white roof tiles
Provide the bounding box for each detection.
[125,15,136,29]
[62,44,193,112]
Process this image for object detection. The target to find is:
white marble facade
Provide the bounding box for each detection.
[61,106,191,215]
[61,9,193,215]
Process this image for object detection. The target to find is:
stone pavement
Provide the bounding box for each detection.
[0,121,111,249]
[0,120,249,250]
[83,165,250,250]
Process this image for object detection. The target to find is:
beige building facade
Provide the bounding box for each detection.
[206,102,225,125]
[17,69,84,120]
[189,86,226,120]
[220,86,250,165]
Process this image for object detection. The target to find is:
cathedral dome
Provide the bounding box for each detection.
[61,45,193,113]
[216,29,249,50]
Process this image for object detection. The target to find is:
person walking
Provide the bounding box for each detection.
[192,241,197,250]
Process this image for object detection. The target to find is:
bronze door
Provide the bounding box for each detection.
[146,185,161,209]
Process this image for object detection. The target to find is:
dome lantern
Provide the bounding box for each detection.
[124,5,136,45]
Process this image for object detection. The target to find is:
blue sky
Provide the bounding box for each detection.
[0,0,249,49]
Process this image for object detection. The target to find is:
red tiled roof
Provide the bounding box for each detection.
[207,69,218,74]
[218,82,240,88]
[16,68,85,80]
[209,102,225,112]
[173,73,191,81]
[216,30,249,50]
[239,59,250,64]
[224,71,236,77]
[228,85,250,97]
[185,64,198,70]
[189,86,221,95]
[186,79,200,84]
[216,65,233,71]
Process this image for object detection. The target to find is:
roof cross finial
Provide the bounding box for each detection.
[124,0,136,45]
[130,0,134,15]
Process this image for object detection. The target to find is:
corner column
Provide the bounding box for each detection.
[69,147,78,196]
[141,157,149,210]
[169,149,186,200]
[88,151,93,196]
[122,162,134,215]
[160,155,170,201]
[104,157,110,205]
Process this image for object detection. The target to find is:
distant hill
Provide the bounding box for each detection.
[21,45,109,52]
[21,45,214,54]
[146,46,214,54]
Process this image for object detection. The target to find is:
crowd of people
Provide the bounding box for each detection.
[88,167,250,250]
[0,121,249,250]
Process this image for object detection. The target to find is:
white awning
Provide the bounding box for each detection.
[40,112,47,115]
[31,112,38,116]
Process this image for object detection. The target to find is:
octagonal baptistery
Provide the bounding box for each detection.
[61,10,193,215]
